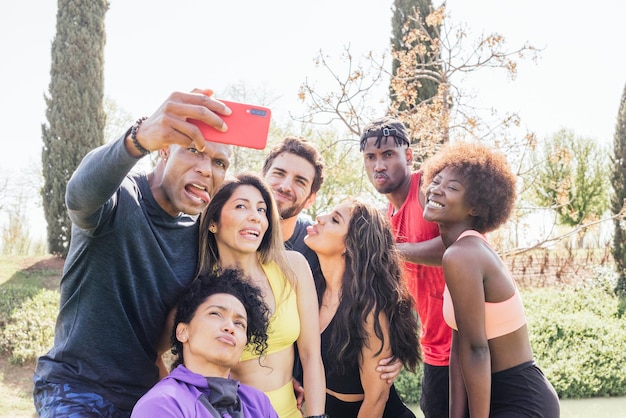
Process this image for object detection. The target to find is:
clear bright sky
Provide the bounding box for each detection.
[2,0,625,170]
[1,0,625,240]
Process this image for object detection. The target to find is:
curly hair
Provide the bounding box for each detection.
[170,268,271,369]
[319,199,421,375]
[421,141,517,233]
[262,136,325,194]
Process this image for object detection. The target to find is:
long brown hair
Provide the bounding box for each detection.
[320,199,420,375]
[197,172,297,290]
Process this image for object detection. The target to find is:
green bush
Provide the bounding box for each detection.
[395,365,423,404]
[525,285,626,398]
[0,289,58,365]
[0,284,40,329]
[395,270,626,401]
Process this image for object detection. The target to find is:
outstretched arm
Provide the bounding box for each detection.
[396,236,445,266]
[67,89,232,230]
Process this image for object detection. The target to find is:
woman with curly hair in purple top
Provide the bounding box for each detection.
[132,268,278,418]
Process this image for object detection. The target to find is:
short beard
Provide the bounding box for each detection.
[280,202,307,220]
[374,183,397,195]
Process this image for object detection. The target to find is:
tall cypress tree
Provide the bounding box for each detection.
[612,83,626,296]
[390,0,440,108]
[41,0,108,256]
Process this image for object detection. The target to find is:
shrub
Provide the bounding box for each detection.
[1,289,58,365]
[525,285,626,398]
[0,284,39,330]
[395,365,423,404]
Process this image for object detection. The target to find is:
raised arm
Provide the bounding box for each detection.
[67,89,232,229]
[65,136,143,230]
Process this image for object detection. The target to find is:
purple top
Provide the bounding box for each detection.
[131,365,278,417]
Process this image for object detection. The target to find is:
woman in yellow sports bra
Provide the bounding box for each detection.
[422,141,559,418]
[196,172,326,418]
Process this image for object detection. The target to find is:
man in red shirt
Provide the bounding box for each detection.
[360,117,451,418]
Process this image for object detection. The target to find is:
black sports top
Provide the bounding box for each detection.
[321,314,416,417]
[321,314,364,394]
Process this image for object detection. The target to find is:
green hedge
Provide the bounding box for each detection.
[525,286,626,398]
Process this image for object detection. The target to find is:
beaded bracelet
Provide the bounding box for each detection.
[130,116,150,156]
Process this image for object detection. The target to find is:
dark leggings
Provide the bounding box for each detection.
[420,363,450,418]
[491,361,560,417]
[33,374,130,418]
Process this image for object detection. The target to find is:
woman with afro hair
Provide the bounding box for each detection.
[422,141,559,418]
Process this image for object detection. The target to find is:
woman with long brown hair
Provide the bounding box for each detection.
[197,172,326,418]
[304,198,420,417]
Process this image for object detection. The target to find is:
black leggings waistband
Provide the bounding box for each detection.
[492,360,535,378]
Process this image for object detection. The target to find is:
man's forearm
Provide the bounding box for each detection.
[396,236,445,266]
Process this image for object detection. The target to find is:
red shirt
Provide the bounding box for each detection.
[388,172,451,366]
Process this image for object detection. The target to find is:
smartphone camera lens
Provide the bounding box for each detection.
[250,108,267,117]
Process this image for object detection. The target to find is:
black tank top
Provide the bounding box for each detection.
[321,315,416,417]
[321,314,363,393]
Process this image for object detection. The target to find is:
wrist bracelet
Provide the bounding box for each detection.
[130,117,150,156]
[305,415,329,418]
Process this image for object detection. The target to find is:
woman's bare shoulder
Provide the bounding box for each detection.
[285,249,307,263]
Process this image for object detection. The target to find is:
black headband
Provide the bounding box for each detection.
[359,125,410,151]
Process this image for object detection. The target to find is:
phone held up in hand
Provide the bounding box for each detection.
[189,100,272,150]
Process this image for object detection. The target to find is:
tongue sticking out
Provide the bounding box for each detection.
[186,184,210,203]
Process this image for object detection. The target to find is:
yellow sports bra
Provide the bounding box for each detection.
[240,262,300,361]
[442,230,526,340]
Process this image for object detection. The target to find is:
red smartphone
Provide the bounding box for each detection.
[188,100,271,150]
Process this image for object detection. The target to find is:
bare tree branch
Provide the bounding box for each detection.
[504,203,626,256]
